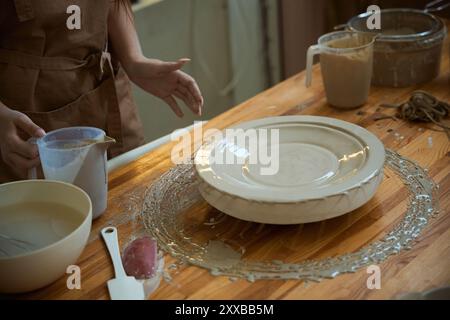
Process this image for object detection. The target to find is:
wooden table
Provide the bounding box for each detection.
[24,33,449,301]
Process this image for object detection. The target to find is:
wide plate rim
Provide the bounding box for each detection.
[194,116,385,203]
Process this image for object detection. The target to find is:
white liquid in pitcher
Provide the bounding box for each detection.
[40,139,108,218]
[41,139,95,183]
[0,202,84,257]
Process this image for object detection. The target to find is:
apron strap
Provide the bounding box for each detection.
[100,43,125,156]
[13,0,35,22]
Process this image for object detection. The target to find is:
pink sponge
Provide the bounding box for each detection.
[122,237,157,280]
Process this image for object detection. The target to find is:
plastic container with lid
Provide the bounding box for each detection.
[345,8,447,87]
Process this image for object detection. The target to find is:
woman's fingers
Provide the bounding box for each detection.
[173,91,191,109]
[162,95,184,118]
[128,58,203,117]
[13,112,45,138]
[0,108,43,178]
[135,58,190,78]
[9,134,39,159]
[9,152,41,169]
[178,72,204,113]
[175,87,199,115]
[4,151,41,178]
[154,59,189,76]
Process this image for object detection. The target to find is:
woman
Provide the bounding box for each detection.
[0,0,203,182]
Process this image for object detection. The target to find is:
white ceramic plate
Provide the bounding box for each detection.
[195,116,385,224]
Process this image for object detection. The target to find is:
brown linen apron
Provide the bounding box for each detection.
[0,0,145,183]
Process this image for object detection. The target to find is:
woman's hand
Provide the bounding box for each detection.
[0,104,45,178]
[127,57,204,117]
[107,4,203,117]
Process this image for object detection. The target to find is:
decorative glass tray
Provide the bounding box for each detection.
[107,149,439,282]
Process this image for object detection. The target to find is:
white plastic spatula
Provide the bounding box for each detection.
[101,227,146,300]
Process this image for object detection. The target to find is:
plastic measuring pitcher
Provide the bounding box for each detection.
[305,31,378,108]
[29,127,115,219]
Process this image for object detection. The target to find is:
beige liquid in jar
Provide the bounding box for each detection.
[320,36,373,108]
[0,202,84,257]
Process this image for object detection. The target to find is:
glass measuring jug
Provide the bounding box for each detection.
[306,31,377,108]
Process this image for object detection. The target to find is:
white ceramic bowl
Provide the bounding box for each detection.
[0,180,92,293]
[195,116,385,224]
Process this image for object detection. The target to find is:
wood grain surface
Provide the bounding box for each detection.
[19,28,450,300]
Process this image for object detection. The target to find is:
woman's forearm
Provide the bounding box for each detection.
[108,2,145,75]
